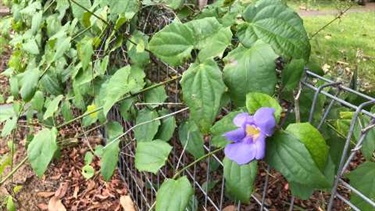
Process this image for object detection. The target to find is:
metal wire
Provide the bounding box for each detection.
[106,70,375,210]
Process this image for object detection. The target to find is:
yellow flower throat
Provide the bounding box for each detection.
[246,125,260,141]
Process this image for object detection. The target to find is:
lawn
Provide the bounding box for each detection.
[302,11,375,91]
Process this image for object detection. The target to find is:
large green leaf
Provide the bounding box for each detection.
[27,128,58,177]
[148,22,195,66]
[181,59,225,133]
[101,121,123,181]
[43,95,64,120]
[156,176,194,211]
[134,108,160,142]
[265,131,330,188]
[347,162,375,211]
[286,123,328,171]
[135,140,172,174]
[223,158,257,203]
[245,92,282,122]
[20,68,40,102]
[102,66,145,116]
[77,36,93,71]
[238,0,310,61]
[178,121,205,159]
[223,42,278,106]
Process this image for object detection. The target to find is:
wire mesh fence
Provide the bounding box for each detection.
[105,69,375,210]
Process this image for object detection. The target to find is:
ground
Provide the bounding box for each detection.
[0,2,374,211]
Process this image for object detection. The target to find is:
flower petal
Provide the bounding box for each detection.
[254,134,266,160]
[224,141,255,165]
[233,113,253,127]
[254,107,276,136]
[223,128,246,142]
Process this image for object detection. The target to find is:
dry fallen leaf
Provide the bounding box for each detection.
[223,205,236,211]
[73,186,79,198]
[48,196,67,211]
[120,195,136,211]
[55,182,69,199]
[37,191,55,198]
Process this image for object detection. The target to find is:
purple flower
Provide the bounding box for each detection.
[223,108,276,165]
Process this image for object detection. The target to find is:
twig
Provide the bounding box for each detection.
[0,157,28,186]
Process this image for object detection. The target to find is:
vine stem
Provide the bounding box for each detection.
[309,4,353,39]
[56,75,181,129]
[0,157,28,186]
[148,147,223,211]
[68,0,111,27]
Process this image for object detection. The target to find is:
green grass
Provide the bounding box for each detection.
[302,11,375,91]
[287,0,362,11]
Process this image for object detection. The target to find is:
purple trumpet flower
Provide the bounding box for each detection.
[223,108,276,165]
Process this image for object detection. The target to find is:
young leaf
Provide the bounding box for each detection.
[27,128,58,177]
[135,140,172,174]
[223,42,278,106]
[245,92,282,121]
[155,109,177,142]
[238,0,310,61]
[134,108,160,142]
[156,176,194,211]
[286,123,328,171]
[148,22,195,66]
[102,66,145,116]
[223,158,257,203]
[346,162,375,211]
[178,121,205,159]
[181,59,226,133]
[265,131,330,188]
[1,117,17,137]
[43,95,64,120]
[82,165,95,179]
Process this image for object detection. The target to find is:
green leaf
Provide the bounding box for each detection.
[353,116,375,160]
[265,131,330,188]
[148,22,195,66]
[245,92,282,121]
[27,128,58,177]
[82,165,95,179]
[144,85,168,108]
[61,100,74,122]
[0,106,15,123]
[77,36,93,70]
[109,0,139,20]
[31,91,44,112]
[127,30,150,67]
[289,182,314,200]
[119,97,136,121]
[101,140,120,181]
[181,59,226,133]
[134,108,160,142]
[210,110,243,148]
[155,109,177,142]
[286,123,328,171]
[178,121,205,159]
[102,66,145,116]
[347,162,375,211]
[39,73,64,96]
[135,140,172,174]
[6,196,16,211]
[223,42,278,106]
[71,0,91,20]
[20,68,40,102]
[281,59,305,91]
[101,121,123,180]
[43,95,64,120]
[223,158,257,203]
[161,0,184,9]
[156,176,194,211]
[22,39,39,55]
[198,27,232,61]
[1,117,17,137]
[238,0,310,61]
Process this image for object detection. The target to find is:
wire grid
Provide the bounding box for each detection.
[106,68,375,210]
